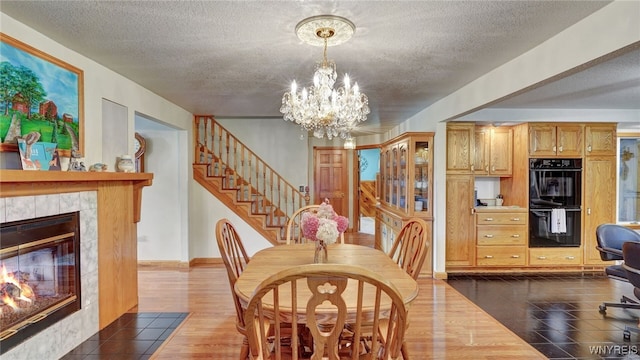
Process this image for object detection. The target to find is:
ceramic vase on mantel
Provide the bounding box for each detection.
[314,240,328,264]
[117,155,135,173]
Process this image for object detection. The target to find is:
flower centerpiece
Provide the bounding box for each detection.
[300,199,349,263]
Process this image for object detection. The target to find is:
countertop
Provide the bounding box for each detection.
[475,205,527,212]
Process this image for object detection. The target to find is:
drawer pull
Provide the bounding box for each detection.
[566,256,575,260]
[511,255,520,259]
[484,234,494,238]
[484,255,494,259]
[537,256,547,260]
[511,234,520,238]
[511,218,520,221]
[484,218,494,221]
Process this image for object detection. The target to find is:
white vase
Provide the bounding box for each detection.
[117,155,135,173]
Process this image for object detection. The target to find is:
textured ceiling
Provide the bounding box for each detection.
[1,1,638,135]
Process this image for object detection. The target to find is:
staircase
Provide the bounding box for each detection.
[193,115,309,245]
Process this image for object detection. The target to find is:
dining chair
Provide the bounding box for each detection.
[388,218,430,280]
[285,205,345,244]
[244,263,408,360]
[216,218,252,360]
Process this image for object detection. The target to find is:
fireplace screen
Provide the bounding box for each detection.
[0,212,81,354]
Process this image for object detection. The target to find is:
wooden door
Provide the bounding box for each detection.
[583,156,617,264]
[490,127,513,175]
[557,125,583,157]
[445,175,476,267]
[314,148,349,218]
[585,124,617,156]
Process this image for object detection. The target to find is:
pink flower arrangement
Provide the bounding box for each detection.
[300,199,349,244]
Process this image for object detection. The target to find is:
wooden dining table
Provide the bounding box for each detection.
[234,243,419,322]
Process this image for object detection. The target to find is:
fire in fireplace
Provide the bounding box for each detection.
[0,212,81,355]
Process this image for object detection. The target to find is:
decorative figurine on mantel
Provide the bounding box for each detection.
[89,163,108,172]
[68,149,87,172]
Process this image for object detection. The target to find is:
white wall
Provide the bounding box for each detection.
[136,129,184,261]
[216,118,309,189]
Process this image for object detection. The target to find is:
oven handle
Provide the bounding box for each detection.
[529,168,582,172]
[529,208,581,212]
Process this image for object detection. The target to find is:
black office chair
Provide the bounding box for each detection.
[596,224,640,314]
[622,241,640,340]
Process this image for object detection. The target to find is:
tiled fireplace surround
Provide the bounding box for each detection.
[1,191,99,359]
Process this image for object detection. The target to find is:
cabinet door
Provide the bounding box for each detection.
[447,124,474,174]
[381,149,391,204]
[583,156,617,264]
[446,175,475,266]
[529,125,557,157]
[398,142,408,211]
[490,127,513,175]
[473,128,489,175]
[557,125,583,157]
[585,124,617,156]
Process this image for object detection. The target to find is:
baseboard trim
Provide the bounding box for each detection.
[189,258,224,267]
[137,260,189,269]
[433,271,448,280]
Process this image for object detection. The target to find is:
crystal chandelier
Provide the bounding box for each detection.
[280,15,370,140]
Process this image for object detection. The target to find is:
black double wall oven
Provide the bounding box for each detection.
[529,158,582,247]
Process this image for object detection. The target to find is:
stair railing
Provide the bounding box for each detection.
[194,115,309,230]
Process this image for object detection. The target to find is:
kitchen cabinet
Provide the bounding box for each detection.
[529,248,582,266]
[376,132,434,276]
[446,123,474,174]
[445,175,476,267]
[529,123,583,157]
[583,155,617,265]
[585,124,617,156]
[475,208,527,267]
[474,126,513,176]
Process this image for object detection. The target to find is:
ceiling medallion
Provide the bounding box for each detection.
[280,15,369,141]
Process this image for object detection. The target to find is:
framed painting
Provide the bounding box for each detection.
[0,33,84,157]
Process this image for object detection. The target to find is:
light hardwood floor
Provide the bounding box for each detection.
[140,234,546,359]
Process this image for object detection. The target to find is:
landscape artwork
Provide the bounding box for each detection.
[0,33,84,157]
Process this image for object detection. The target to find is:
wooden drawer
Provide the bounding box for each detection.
[477,225,527,245]
[476,246,526,266]
[379,212,403,233]
[476,212,526,225]
[529,248,582,265]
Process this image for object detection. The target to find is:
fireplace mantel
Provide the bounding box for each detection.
[0,169,153,329]
[0,170,153,222]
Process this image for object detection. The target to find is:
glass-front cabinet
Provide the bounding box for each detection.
[379,133,433,217]
[376,132,434,276]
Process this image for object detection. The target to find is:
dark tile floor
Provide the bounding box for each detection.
[447,273,640,360]
[60,312,188,360]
